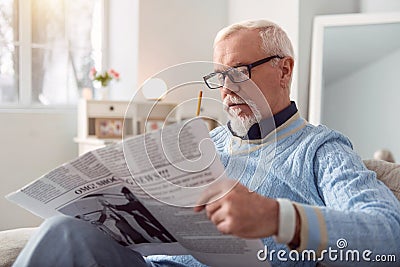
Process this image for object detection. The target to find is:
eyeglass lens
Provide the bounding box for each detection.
[205,67,250,89]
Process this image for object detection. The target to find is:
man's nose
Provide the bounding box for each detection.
[221,76,239,93]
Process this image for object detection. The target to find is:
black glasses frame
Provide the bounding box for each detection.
[203,55,284,89]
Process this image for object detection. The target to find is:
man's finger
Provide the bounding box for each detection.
[193,205,205,212]
[195,178,238,206]
[205,200,221,218]
[209,207,226,226]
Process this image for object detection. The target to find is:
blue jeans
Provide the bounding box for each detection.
[13,215,149,267]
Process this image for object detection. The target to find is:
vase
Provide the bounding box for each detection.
[95,86,110,100]
[92,79,109,100]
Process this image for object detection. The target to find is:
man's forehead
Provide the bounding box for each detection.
[213,44,249,70]
[213,30,263,70]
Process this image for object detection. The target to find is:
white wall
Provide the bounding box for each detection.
[108,0,139,101]
[0,111,77,230]
[298,0,360,118]
[323,49,400,160]
[136,0,228,118]
[361,0,400,12]
[138,0,228,86]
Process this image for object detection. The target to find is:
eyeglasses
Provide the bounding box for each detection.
[203,55,283,89]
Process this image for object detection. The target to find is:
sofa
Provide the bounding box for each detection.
[0,159,399,267]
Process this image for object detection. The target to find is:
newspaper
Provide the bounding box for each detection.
[6,118,269,267]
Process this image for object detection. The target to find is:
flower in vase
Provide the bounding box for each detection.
[89,67,120,87]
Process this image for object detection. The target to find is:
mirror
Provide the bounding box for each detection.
[309,13,400,161]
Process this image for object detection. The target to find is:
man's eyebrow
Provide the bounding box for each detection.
[232,62,244,68]
[214,62,243,72]
[213,67,228,73]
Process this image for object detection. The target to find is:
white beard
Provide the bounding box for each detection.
[223,96,261,137]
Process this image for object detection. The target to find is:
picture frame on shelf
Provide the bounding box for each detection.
[142,118,167,134]
[95,118,124,139]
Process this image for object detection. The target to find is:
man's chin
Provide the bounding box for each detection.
[228,114,258,137]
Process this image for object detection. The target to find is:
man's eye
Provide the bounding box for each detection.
[236,67,248,75]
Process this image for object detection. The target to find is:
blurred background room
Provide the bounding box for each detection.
[0,0,399,231]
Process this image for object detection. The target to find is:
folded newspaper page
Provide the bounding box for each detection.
[7,118,269,267]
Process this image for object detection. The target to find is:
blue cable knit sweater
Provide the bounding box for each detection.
[147,112,400,266]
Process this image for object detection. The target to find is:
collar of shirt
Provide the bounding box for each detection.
[227,101,298,140]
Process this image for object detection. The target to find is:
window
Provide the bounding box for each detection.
[0,0,105,106]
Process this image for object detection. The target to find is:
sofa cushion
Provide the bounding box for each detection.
[0,228,36,267]
[364,159,400,200]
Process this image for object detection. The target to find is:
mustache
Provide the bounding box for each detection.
[222,95,262,120]
[223,95,247,107]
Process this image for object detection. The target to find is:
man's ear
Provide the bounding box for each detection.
[279,57,294,89]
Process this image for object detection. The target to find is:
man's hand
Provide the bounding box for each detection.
[194,179,279,239]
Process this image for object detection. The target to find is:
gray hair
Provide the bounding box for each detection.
[214,19,294,59]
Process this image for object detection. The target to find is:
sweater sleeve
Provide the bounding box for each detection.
[292,136,400,265]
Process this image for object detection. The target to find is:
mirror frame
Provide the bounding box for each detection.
[308,12,400,125]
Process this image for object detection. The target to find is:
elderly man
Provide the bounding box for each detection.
[13,20,399,267]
